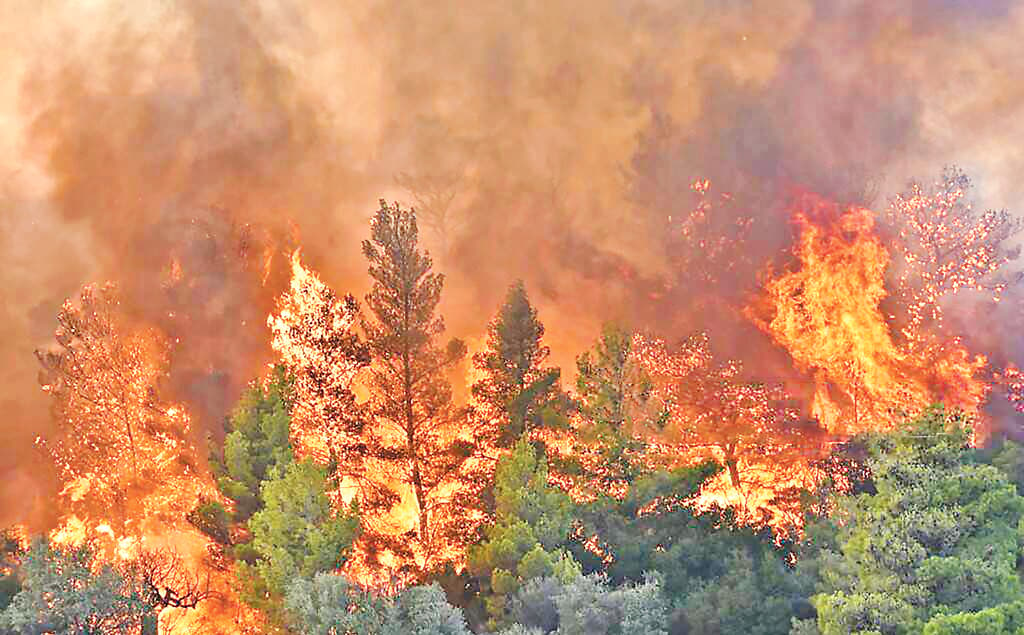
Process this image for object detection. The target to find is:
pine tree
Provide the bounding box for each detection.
[572,324,661,491]
[466,437,578,629]
[812,407,1024,634]
[268,250,370,469]
[360,200,482,573]
[473,281,565,449]
[235,459,361,627]
[209,366,295,523]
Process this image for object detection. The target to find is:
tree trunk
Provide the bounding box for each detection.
[725,445,741,489]
[122,399,139,478]
[412,462,428,544]
[402,288,429,548]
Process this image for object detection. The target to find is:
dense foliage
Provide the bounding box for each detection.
[0,540,154,634]
[467,437,578,630]
[809,406,1024,635]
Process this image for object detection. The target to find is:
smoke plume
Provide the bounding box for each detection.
[3,0,1024,525]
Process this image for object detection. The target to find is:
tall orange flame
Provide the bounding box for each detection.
[747,193,988,437]
[268,249,366,467]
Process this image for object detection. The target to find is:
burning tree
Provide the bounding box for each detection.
[665,178,756,288]
[1000,365,1024,415]
[633,333,818,526]
[395,169,464,260]
[882,168,1021,424]
[883,167,1022,344]
[472,281,566,449]
[393,118,469,261]
[360,201,486,574]
[130,546,214,633]
[268,250,387,510]
[35,283,207,534]
[747,194,988,436]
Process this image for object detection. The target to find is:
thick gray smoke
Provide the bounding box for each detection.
[2,0,1023,526]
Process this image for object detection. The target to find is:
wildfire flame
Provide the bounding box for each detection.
[632,332,819,528]
[615,191,994,529]
[268,249,367,467]
[747,193,988,437]
[21,177,1020,631]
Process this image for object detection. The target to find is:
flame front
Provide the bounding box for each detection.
[748,193,988,437]
[618,192,995,530]
[19,184,1015,630]
[268,249,367,466]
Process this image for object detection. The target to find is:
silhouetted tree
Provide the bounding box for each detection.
[473,281,566,449]
[360,200,485,573]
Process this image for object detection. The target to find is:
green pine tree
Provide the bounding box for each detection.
[812,406,1024,635]
[210,365,295,524]
[236,459,360,625]
[467,437,579,630]
[573,324,661,489]
[472,281,567,449]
